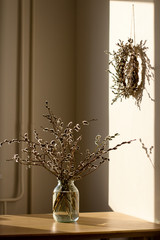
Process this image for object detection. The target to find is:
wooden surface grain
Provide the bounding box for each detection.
[0,212,160,239]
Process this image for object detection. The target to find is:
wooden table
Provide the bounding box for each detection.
[0,212,160,239]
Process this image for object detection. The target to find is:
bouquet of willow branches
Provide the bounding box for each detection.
[0,101,134,182]
[108,38,154,108]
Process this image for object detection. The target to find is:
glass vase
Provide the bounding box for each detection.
[53,179,79,223]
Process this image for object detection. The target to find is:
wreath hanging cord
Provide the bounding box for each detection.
[130,4,136,45]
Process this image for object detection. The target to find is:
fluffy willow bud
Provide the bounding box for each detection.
[82,120,89,126]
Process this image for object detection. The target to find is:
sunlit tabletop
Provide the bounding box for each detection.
[0,212,160,239]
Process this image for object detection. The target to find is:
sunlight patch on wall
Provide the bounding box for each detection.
[109,0,155,222]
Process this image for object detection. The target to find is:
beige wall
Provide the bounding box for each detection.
[31,0,110,213]
[31,0,77,213]
[0,0,77,214]
[154,0,160,224]
[76,0,109,212]
[0,0,28,214]
[0,0,110,214]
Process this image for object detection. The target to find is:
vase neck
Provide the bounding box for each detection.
[58,179,74,187]
[55,179,78,192]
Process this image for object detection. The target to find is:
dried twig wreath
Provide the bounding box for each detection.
[108,38,154,108]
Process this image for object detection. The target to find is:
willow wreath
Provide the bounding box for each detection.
[108,38,154,108]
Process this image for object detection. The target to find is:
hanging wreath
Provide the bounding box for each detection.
[108,38,154,108]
